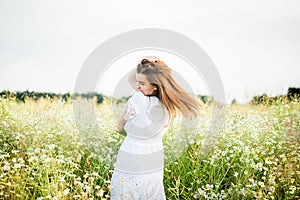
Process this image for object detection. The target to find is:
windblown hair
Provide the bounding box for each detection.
[136,58,202,122]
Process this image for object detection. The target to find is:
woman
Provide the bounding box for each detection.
[110,56,201,199]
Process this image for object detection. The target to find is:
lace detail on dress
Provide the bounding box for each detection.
[124,101,137,121]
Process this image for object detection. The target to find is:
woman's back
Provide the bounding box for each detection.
[123,91,169,139]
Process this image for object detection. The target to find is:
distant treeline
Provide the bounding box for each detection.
[0,90,104,104]
[197,87,300,105]
[0,90,213,105]
[0,87,299,105]
[250,87,300,105]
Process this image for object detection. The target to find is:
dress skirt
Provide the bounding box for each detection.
[110,136,166,200]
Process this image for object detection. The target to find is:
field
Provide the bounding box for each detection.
[0,97,299,199]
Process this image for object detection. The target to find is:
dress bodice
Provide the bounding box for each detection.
[123,91,169,139]
[114,91,169,174]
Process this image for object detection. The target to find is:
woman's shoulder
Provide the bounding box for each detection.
[129,91,161,106]
[128,91,146,106]
[130,91,144,100]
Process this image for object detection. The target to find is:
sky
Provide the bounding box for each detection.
[0,0,299,104]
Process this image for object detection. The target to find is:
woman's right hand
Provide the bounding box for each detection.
[116,126,122,133]
[115,127,127,136]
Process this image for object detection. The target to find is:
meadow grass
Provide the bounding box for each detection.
[0,97,299,199]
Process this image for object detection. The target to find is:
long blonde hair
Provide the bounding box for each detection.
[136,58,202,122]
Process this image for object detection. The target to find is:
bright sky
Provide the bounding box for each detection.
[1,0,299,104]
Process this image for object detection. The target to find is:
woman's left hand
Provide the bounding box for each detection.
[141,56,160,63]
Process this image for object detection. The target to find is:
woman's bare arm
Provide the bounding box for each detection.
[116,112,126,133]
[115,68,138,135]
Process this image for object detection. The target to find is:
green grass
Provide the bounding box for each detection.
[0,97,299,199]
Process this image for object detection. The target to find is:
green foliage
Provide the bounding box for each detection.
[198,95,213,105]
[251,87,300,105]
[0,96,299,199]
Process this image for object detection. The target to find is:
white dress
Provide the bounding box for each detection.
[110,91,169,200]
